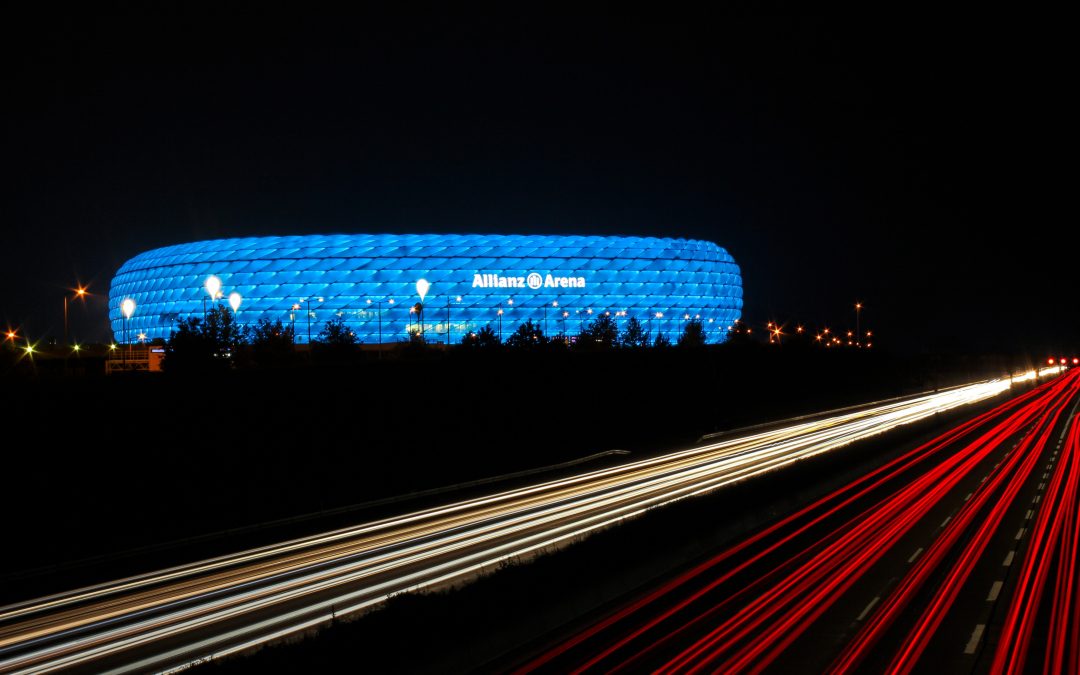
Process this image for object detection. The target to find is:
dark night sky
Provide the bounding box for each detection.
[2,8,1075,354]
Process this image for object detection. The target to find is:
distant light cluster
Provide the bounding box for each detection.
[109,233,743,343]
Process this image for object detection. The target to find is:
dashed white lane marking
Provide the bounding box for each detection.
[987,581,1003,602]
[908,547,924,563]
[1016,528,1027,540]
[1004,551,1016,567]
[1039,483,1046,490]
[981,476,988,483]
[964,493,973,502]
[1043,472,1050,479]
[856,596,880,621]
[965,624,986,654]
[941,516,952,528]
[1034,495,1042,504]
[1026,510,1034,520]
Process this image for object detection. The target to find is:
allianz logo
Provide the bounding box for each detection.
[472,272,587,290]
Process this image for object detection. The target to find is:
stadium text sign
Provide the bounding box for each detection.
[472,273,586,290]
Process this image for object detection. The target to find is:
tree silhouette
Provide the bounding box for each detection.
[316,316,358,345]
[678,318,707,348]
[247,318,296,367]
[505,319,548,349]
[313,316,359,362]
[163,304,245,372]
[461,324,501,349]
[620,316,649,348]
[576,313,619,350]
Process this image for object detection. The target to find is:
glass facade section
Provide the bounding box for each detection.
[109,233,743,344]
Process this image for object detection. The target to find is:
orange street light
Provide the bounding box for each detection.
[65,284,91,347]
[855,301,863,347]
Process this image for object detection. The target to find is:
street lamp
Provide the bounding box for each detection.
[445,295,462,345]
[497,308,504,342]
[654,311,664,343]
[415,279,430,339]
[64,285,88,347]
[121,298,136,364]
[361,297,395,353]
[855,302,863,348]
[204,275,222,319]
[300,296,325,344]
[228,292,243,334]
[545,300,558,337]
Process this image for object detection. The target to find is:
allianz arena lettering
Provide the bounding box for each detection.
[472,273,587,289]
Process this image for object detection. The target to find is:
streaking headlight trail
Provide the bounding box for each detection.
[0,375,1046,673]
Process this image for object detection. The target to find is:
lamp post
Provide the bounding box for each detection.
[654,311,664,343]
[301,296,325,344]
[364,299,378,347]
[121,298,136,365]
[416,279,430,339]
[204,275,221,319]
[228,292,243,334]
[446,295,463,345]
[497,308,504,341]
[64,285,88,347]
[855,302,863,348]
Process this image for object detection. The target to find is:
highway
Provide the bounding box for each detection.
[514,367,1079,674]
[0,373,1051,673]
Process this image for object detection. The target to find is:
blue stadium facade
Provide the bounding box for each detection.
[108,234,743,344]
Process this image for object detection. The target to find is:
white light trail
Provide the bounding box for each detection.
[0,376,1045,673]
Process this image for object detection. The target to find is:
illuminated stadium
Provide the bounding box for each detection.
[108,234,743,344]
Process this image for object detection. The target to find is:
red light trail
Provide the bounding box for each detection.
[516,369,1080,674]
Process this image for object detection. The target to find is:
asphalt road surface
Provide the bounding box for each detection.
[513,367,1078,674]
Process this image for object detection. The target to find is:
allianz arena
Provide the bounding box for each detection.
[108,234,743,344]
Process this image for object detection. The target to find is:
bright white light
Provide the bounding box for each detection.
[204,275,222,300]
[416,279,430,303]
[121,298,136,318]
[228,292,242,313]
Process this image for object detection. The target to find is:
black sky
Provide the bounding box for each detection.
[2,8,1075,354]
